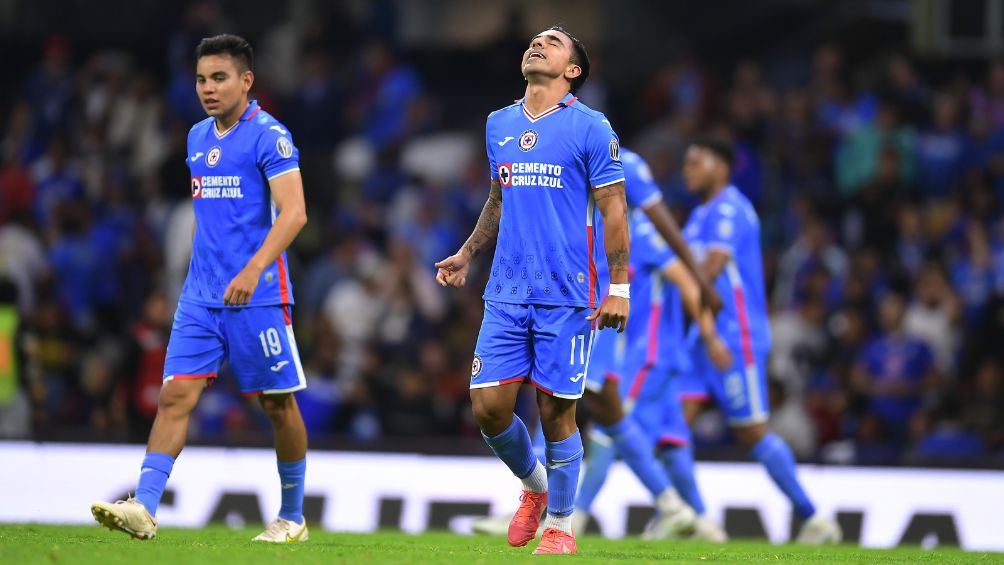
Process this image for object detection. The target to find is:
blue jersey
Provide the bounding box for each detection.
[595,148,663,291]
[624,209,689,378]
[484,92,624,308]
[182,100,301,307]
[683,185,771,354]
[859,335,933,427]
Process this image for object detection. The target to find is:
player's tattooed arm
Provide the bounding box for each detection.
[462,180,503,260]
[587,181,630,332]
[435,180,501,288]
[594,182,630,284]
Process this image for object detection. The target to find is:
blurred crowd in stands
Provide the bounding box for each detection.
[1,2,1003,467]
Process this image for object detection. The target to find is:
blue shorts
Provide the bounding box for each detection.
[583,327,625,394]
[619,361,690,447]
[471,301,593,399]
[693,341,769,425]
[674,370,710,403]
[164,301,306,396]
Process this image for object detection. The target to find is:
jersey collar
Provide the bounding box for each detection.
[213,100,261,139]
[241,99,261,121]
[703,184,736,207]
[519,92,577,123]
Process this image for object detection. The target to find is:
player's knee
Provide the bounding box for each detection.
[158,382,202,415]
[258,394,294,425]
[732,422,767,448]
[470,393,511,432]
[537,395,576,438]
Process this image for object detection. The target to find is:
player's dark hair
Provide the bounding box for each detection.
[196,34,254,72]
[547,26,590,94]
[691,137,735,170]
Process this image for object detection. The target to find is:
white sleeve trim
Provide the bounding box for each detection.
[639,192,664,209]
[593,177,626,189]
[267,167,300,181]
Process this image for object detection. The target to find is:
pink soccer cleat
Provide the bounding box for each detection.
[507,490,547,547]
[532,527,578,555]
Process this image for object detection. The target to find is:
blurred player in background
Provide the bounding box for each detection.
[681,138,841,544]
[435,26,629,555]
[572,205,729,542]
[90,34,310,543]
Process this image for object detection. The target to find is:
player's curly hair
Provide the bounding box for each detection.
[547,26,590,94]
[196,34,254,72]
[691,137,735,170]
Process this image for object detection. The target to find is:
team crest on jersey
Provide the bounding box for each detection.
[471,355,483,377]
[609,139,620,161]
[498,164,512,186]
[519,129,538,152]
[276,137,293,159]
[206,146,222,168]
[191,177,202,198]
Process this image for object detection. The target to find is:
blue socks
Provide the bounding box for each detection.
[545,431,584,517]
[604,417,670,498]
[483,415,538,480]
[659,444,706,515]
[575,428,616,512]
[136,452,175,516]
[751,433,816,520]
[277,458,306,523]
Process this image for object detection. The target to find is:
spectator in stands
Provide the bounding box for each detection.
[852,292,939,440]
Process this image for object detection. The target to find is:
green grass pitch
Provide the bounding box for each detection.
[0,525,1000,564]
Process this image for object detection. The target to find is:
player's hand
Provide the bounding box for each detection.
[586,295,629,332]
[434,250,471,289]
[223,265,261,306]
[699,279,723,314]
[703,334,733,371]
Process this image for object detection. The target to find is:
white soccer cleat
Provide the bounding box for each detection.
[253,517,309,543]
[640,490,696,540]
[691,514,728,543]
[471,512,516,536]
[91,497,158,540]
[795,514,842,545]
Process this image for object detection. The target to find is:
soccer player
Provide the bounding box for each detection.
[90,35,310,543]
[681,138,841,544]
[435,26,628,555]
[572,206,729,542]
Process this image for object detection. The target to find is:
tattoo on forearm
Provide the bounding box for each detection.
[462,182,502,259]
[607,247,630,275]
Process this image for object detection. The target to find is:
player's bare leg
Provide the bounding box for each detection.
[260,393,307,463]
[91,378,206,539]
[682,398,704,425]
[733,422,840,544]
[533,393,580,554]
[146,379,207,457]
[254,393,309,542]
[472,382,549,547]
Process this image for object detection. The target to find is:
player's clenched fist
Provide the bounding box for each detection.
[223,265,261,306]
[586,295,629,332]
[434,250,471,288]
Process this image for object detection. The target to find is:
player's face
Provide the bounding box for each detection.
[521,30,580,86]
[195,55,253,119]
[682,145,718,195]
